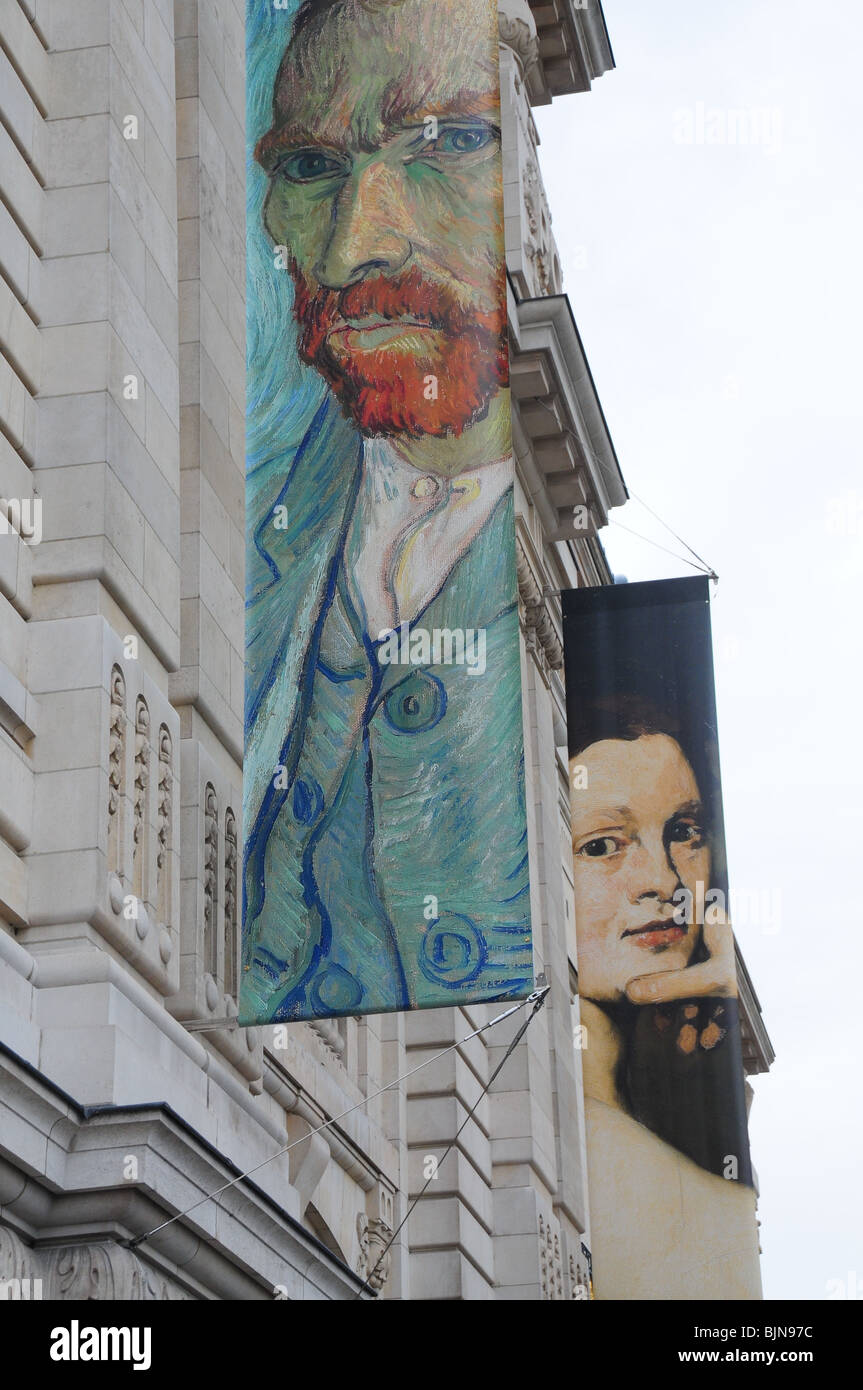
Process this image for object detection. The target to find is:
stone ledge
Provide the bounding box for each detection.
[521,0,615,105]
[0,1041,373,1300]
[510,286,628,540]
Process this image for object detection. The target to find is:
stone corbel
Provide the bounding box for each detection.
[499,0,540,81]
[308,1018,346,1059]
[356,1180,395,1294]
[356,1213,393,1293]
[285,1114,331,1215]
[516,535,564,672]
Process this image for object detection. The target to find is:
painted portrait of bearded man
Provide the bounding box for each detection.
[241,0,532,1023]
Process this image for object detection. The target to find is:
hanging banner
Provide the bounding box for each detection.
[241,0,532,1023]
[562,577,759,1298]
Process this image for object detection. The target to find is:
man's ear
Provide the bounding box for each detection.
[255,132,277,175]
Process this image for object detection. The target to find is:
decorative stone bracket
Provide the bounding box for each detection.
[356,1214,393,1294]
[516,533,564,671]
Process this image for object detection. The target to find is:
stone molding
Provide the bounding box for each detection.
[515,525,564,673]
[0,1047,373,1301]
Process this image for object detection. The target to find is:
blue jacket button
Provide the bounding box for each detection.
[382,672,446,733]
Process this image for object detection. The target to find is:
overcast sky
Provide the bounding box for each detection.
[536,0,863,1300]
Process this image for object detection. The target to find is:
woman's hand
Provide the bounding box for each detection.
[624,918,737,1005]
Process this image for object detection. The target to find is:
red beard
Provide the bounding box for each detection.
[290,262,509,439]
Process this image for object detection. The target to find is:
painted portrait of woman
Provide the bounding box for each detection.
[563,577,761,1299]
[569,710,750,1181]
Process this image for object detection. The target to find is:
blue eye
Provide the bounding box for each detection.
[439,127,491,154]
[420,124,498,162]
[276,149,348,183]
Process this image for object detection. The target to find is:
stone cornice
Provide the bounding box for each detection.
[0,1042,374,1299]
[522,0,615,105]
[509,287,627,542]
[735,945,776,1075]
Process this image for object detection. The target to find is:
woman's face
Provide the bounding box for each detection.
[570,734,709,1002]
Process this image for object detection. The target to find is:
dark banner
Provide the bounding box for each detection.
[241,0,532,1024]
[563,577,759,1299]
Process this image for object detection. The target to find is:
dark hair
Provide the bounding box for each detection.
[568,691,680,762]
[614,994,753,1184]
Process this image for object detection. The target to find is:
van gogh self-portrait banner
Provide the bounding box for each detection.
[241,0,532,1024]
[563,578,758,1299]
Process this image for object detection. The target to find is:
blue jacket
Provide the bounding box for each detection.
[241,396,533,1023]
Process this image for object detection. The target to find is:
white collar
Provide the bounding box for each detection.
[345,436,514,633]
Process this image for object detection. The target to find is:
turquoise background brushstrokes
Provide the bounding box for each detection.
[247,0,321,485]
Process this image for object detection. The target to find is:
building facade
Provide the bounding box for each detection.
[0,0,771,1299]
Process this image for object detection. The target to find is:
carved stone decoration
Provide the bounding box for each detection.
[47,1242,190,1300]
[538,1215,563,1300]
[309,1018,346,1058]
[534,237,551,295]
[108,666,126,875]
[546,1220,555,1299]
[498,0,539,78]
[356,1212,392,1293]
[522,157,553,295]
[0,1224,42,1298]
[523,157,539,237]
[356,1212,370,1279]
[569,1252,590,1300]
[52,1242,115,1300]
[157,728,172,873]
[203,784,219,977]
[132,696,150,897]
[366,1216,393,1293]
[523,161,549,293]
[516,536,564,671]
[156,725,172,925]
[224,808,238,997]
